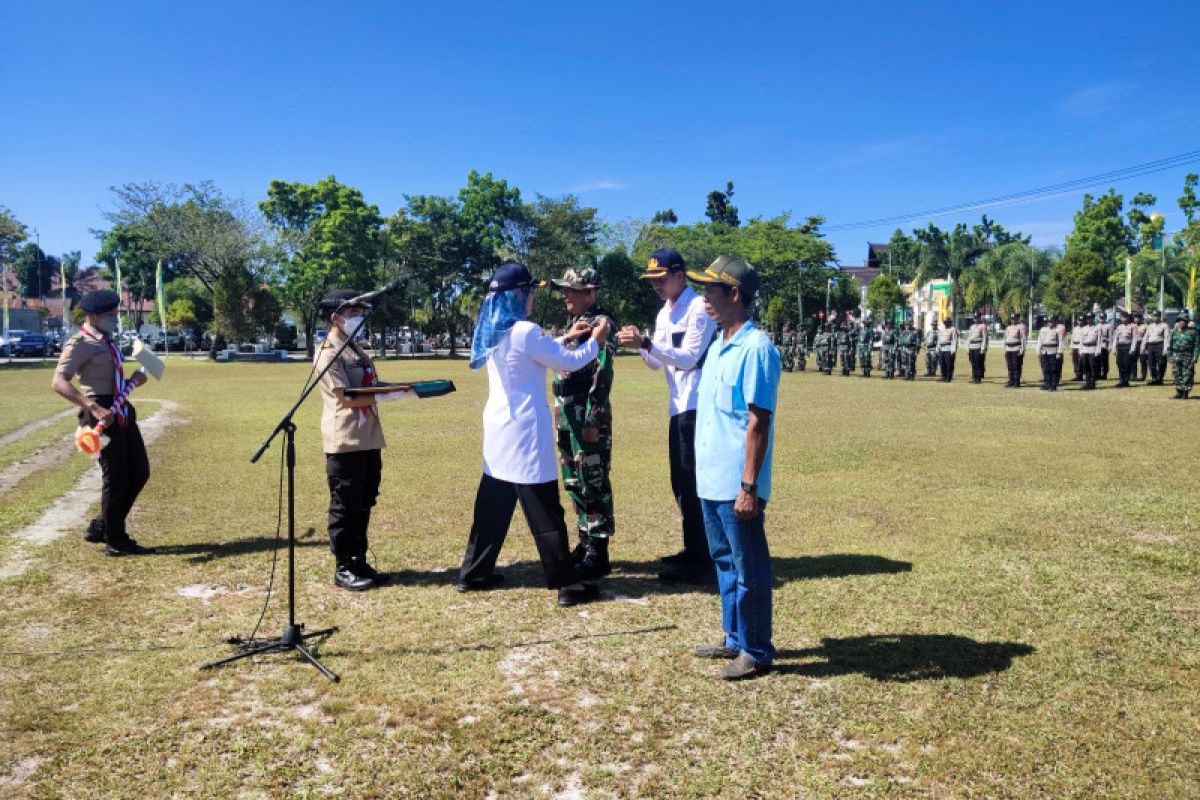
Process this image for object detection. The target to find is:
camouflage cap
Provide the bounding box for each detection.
[550,267,600,290]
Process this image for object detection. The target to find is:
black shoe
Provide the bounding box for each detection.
[334,563,375,591]
[576,536,610,580]
[349,556,386,584]
[84,519,106,543]
[658,566,716,585]
[570,538,589,565]
[455,573,505,593]
[660,549,693,565]
[557,583,600,607]
[105,539,155,557]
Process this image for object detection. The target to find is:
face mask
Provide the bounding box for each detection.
[94,316,119,335]
[340,315,367,339]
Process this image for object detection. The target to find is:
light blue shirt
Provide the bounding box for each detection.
[695,319,780,502]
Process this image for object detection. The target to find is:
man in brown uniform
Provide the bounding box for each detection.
[51,290,153,556]
[965,313,989,383]
[316,289,388,591]
[1002,313,1027,387]
[1113,311,1140,387]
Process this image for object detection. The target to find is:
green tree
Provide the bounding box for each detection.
[0,207,28,268]
[866,274,904,319]
[885,228,921,283]
[651,209,678,225]
[704,181,740,228]
[14,242,59,300]
[260,175,384,355]
[521,195,600,329]
[1045,250,1109,318]
[1065,189,1132,275]
[594,249,658,330]
[165,297,198,331]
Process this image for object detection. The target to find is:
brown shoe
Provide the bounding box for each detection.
[693,640,737,659]
[721,652,772,681]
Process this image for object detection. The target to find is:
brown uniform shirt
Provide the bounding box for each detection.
[316,337,386,454]
[55,326,120,396]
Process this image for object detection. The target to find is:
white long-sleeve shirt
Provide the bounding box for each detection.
[639,285,718,416]
[481,321,598,484]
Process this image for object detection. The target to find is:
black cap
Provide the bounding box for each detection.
[488,261,546,293]
[80,290,120,314]
[640,248,686,279]
[318,289,371,319]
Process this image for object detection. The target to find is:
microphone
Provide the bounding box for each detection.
[338,280,405,312]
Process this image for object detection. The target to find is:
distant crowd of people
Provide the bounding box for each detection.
[773,310,1199,399]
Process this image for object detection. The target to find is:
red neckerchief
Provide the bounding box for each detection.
[83,324,130,427]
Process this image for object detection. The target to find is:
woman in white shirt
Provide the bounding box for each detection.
[457,262,612,607]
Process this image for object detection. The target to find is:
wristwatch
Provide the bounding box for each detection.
[740,481,757,495]
[640,336,651,351]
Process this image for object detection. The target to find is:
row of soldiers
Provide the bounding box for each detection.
[775,310,1199,398]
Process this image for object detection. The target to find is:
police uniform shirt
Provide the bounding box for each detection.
[936,326,958,352]
[1055,323,1067,355]
[55,325,119,396]
[1037,326,1061,353]
[1100,321,1114,348]
[967,322,988,351]
[1078,324,1101,355]
[1114,323,1138,347]
[1144,321,1170,345]
[316,338,387,454]
[1004,323,1027,352]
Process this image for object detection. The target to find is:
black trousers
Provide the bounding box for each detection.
[1055,354,1064,383]
[1081,353,1097,388]
[1137,348,1148,380]
[1116,345,1133,383]
[1005,350,1023,385]
[669,410,710,564]
[938,350,956,381]
[326,449,382,563]
[1098,348,1110,379]
[1071,350,1082,380]
[968,348,985,381]
[83,399,149,545]
[460,474,577,589]
[1146,343,1166,382]
[1039,352,1059,389]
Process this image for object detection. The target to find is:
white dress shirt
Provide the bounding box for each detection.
[639,285,718,416]
[481,321,598,484]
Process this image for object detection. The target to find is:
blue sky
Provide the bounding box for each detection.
[3,0,1198,267]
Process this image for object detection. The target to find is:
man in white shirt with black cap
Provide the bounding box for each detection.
[617,248,718,584]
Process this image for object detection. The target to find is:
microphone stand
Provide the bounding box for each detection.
[201,328,366,682]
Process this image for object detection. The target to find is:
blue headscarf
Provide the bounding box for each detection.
[469,287,530,370]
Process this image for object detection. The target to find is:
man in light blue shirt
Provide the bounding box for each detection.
[686,256,780,681]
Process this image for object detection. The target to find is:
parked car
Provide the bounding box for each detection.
[15,333,55,357]
[0,329,32,357]
[151,333,187,351]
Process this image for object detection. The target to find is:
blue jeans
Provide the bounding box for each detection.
[701,498,775,664]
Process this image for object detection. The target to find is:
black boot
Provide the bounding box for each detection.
[84,518,106,543]
[350,556,386,584]
[335,561,375,591]
[577,536,610,580]
[570,535,589,566]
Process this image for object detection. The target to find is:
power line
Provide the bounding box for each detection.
[825,148,1200,232]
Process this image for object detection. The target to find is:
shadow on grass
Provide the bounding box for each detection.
[156,528,325,564]
[773,634,1035,681]
[381,553,912,598]
[322,624,679,659]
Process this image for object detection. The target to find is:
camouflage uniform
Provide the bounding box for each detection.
[900,324,921,380]
[554,306,616,543]
[836,325,853,375]
[923,325,939,376]
[880,323,898,379]
[814,326,831,374]
[857,324,874,376]
[780,327,796,372]
[795,329,808,371]
[1169,321,1198,399]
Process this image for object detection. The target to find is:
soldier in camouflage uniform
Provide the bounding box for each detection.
[924,323,939,377]
[835,323,852,375]
[899,322,921,380]
[814,324,831,374]
[880,320,898,379]
[857,321,875,376]
[1168,313,1199,400]
[551,267,617,578]
[780,325,795,372]
[795,326,808,371]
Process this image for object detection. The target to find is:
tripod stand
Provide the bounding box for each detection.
[201,333,364,682]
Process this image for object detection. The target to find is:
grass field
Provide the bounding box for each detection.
[0,350,1197,799]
